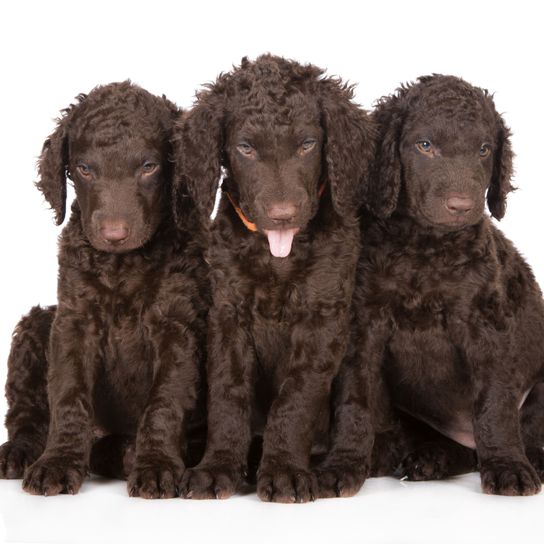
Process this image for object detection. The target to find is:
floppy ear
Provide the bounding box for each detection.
[36,118,69,225]
[367,95,404,218]
[487,114,514,220]
[320,79,376,216]
[173,89,224,223]
[157,96,182,217]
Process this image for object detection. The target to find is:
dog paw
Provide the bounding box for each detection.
[257,464,317,503]
[526,447,544,481]
[480,458,541,496]
[0,441,39,479]
[22,455,86,496]
[314,460,367,498]
[396,446,452,481]
[179,463,242,499]
[127,457,183,499]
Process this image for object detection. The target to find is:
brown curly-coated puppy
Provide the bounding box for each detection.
[0,81,209,498]
[329,75,544,497]
[174,55,375,502]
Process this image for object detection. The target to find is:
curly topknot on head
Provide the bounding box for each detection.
[200,54,329,123]
[237,54,325,93]
[64,81,178,146]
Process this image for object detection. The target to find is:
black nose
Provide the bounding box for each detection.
[99,219,130,244]
[266,202,298,224]
[446,195,474,215]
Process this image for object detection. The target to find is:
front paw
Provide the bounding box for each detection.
[22,455,86,496]
[480,457,541,496]
[314,459,368,498]
[257,464,317,503]
[127,456,184,499]
[179,463,242,500]
[0,441,40,479]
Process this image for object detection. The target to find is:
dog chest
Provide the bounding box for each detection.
[92,317,153,425]
[82,277,157,433]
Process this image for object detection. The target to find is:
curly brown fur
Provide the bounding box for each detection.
[0,306,53,479]
[336,74,544,496]
[174,55,375,503]
[1,305,139,481]
[0,82,209,498]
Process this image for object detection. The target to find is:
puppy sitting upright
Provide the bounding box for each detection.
[0,82,208,497]
[334,75,544,496]
[176,55,375,502]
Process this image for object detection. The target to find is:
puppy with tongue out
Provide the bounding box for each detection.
[175,55,375,503]
[221,118,324,260]
[228,193,303,258]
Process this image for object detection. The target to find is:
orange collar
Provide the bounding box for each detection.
[225,182,326,233]
[225,191,258,232]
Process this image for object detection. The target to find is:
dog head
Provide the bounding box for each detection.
[37,81,179,252]
[175,54,375,257]
[368,74,514,230]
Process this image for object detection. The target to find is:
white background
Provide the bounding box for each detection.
[0,1,543,542]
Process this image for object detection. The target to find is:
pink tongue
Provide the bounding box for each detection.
[264,228,299,258]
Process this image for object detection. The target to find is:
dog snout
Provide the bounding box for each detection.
[445,194,474,215]
[266,202,299,224]
[99,218,130,244]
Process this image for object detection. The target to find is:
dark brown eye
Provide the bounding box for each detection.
[237,142,254,157]
[77,163,91,177]
[416,140,432,154]
[300,138,317,154]
[142,161,158,174]
[479,144,491,158]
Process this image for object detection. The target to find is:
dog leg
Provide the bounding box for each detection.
[0,306,53,479]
